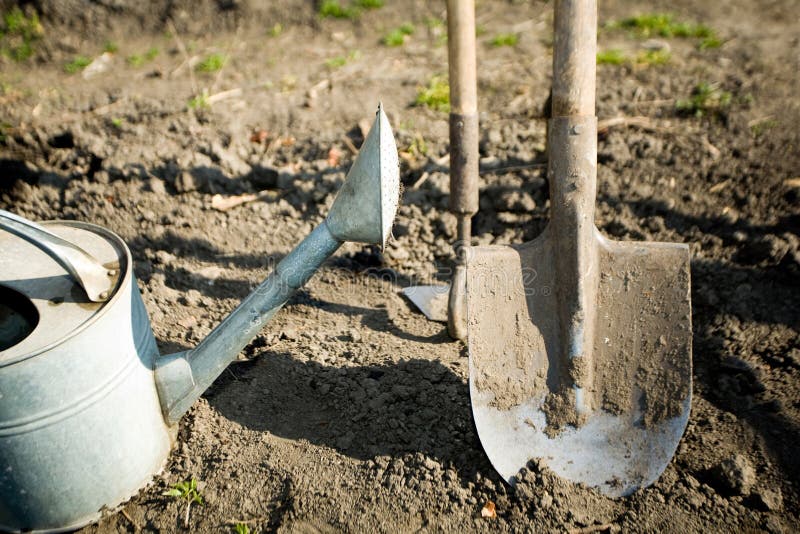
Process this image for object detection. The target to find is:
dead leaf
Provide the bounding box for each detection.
[480,501,496,519]
[250,129,269,144]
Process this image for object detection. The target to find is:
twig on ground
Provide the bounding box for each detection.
[210,190,278,211]
[167,19,198,95]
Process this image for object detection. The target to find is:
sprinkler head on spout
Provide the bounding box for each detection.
[326,103,399,247]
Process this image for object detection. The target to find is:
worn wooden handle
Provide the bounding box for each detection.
[552,0,597,117]
[447,0,479,216]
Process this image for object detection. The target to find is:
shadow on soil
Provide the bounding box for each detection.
[205,351,492,480]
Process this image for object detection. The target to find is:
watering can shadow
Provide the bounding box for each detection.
[0,105,399,532]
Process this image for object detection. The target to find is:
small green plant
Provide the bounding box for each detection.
[103,41,118,53]
[676,82,732,118]
[64,56,92,74]
[635,48,671,65]
[490,33,519,47]
[698,35,722,50]
[383,23,414,46]
[188,91,210,110]
[325,50,359,68]
[128,46,160,66]
[163,478,203,528]
[110,117,124,128]
[196,53,226,73]
[234,523,250,534]
[319,0,359,19]
[606,13,721,49]
[1,7,44,61]
[415,76,450,112]
[268,23,283,37]
[596,49,626,65]
[354,0,384,8]
[749,117,777,137]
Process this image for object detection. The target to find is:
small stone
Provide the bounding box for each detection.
[348,328,362,343]
[175,170,198,193]
[539,492,553,509]
[281,329,299,341]
[148,177,167,196]
[713,454,756,495]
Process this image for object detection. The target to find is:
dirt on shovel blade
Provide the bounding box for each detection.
[0,0,798,531]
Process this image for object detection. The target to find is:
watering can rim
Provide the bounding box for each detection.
[0,219,131,368]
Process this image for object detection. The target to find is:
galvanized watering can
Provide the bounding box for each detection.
[0,106,399,532]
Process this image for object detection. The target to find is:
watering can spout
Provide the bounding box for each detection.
[155,104,400,424]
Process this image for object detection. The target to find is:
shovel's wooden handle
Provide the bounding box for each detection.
[447,0,479,216]
[552,0,597,117]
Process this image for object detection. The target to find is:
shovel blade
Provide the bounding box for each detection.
[466,232,692,496]
[402,284,449,322]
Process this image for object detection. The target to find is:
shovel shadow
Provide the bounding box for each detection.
[205,351,493,480]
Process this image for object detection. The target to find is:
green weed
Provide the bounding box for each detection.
[596,49,626,65]
[103,41,118,53]
[607,13,721,49]
[325,50,360,68]
[383,23,414,46]
[354,0,383,8]
[64,56,92,74]
[415,76,449,113]
[635,49,671,65]
[490,33,519,47]
[127,47,159,67]
[188,91,210,110]
[110,117,124,128]
[749,117,777,137]
[234,524,250,534]
[196,53,226,73]
[0,7,43,61]
[268,23,283,37]
[319,0,359,19]
[163,478,203,528]
[676,82,732,117]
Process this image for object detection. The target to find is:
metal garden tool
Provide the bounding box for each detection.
[466,0,692,497]
[402,0,479,340]
[0,105,399,532]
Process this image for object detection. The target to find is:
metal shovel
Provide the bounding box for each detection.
[402,0,479,340]
[466,0,692,496]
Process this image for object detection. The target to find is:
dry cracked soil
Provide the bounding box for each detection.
[0,0,799,532]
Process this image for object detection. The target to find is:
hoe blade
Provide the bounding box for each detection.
[466,232,692,497]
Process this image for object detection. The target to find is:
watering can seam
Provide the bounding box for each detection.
[0,334,153,436]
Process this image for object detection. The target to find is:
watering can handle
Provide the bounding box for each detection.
[0,209,114,302]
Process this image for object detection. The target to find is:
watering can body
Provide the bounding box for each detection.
[0,222,173,531]
[0,105,399,532]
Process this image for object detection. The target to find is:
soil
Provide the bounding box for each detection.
[1,0,799,532]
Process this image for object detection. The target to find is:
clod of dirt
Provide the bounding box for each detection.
[712,454,757,495]
[752,488,784,512]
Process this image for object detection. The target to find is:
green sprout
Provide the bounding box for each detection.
[354,0,383,8]
[188,91,210,110]
[635,49,671,65]
[319,0,359,19]
[110,117,124,128]
[325,50,359,68]
[605,13,722,49]
[383,23,414,46]
[596,49,626,65]
[234,524,250,534]
[64,56,92,74]
[676,82,732,118]
[415,76,450,113]
[490,33,519,47]
[127,47,158,67]
[103,41,118,53]
[1,7,44,61]
[268,23,283,37]
[196,53,226,73]
[163,478,203,528]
